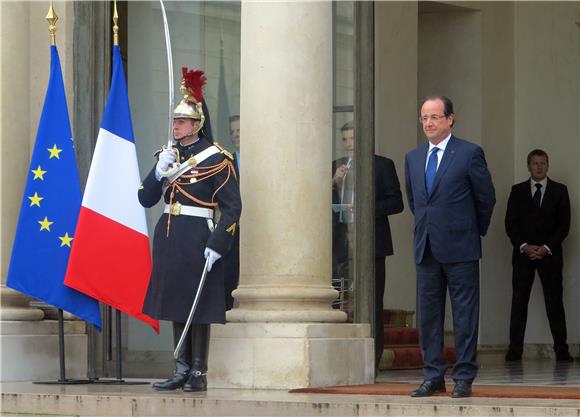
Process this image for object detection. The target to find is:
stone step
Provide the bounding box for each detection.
[384,326,419,346]
[381,346,456,370]
[2,382,579,417]
[383,309,415,327]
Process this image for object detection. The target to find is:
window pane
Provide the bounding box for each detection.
[126,0,241,371]
[332,2,355,322]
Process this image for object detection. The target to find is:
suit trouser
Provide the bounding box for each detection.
[224,230,240,311]
[416,246,480,382]
[375,256,386,366]
[509,254,568,353]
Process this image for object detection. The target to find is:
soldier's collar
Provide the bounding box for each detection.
[177,137,201,150]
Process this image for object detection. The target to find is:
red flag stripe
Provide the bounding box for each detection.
[65,207,159,333]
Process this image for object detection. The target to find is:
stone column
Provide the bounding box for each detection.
[227,0,344,325]
[0,1,44,321]
[0,3,88,382]
[210,2,373,389]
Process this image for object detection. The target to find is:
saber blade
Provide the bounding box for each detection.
[159,0,174,148]
[173,257,210,359]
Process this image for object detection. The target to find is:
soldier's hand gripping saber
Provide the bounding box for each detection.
[174,257,210,359]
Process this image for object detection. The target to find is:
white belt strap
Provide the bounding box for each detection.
[164,203,214,219]
[166,145,221,183]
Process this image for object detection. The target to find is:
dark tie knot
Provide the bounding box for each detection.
[535,183,542,190]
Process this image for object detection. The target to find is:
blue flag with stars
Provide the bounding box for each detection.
[7,45,101,330]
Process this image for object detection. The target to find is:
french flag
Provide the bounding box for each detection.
[65,45,159,333]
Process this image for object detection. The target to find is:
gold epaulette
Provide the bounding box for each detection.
[213,142,234,160]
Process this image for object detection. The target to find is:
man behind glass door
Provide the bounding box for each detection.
[332,121,404,369]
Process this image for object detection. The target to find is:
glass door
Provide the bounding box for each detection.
[332,2,375,328]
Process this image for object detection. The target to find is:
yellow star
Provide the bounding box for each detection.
[58,232,74,247]
[47,144,63,159]
[31,165,47,180]
[38,216,54,231]
[28,192,44,207]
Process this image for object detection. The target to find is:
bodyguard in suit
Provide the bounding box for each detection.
[505,149,572,362]
[223,115,241,310]
[332,122,404,368]
[405,96,495,398]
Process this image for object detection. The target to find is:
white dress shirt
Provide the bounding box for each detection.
[425,134,452,171]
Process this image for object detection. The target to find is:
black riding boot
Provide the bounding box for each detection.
[183,324,210,392]
[152,322,192,391]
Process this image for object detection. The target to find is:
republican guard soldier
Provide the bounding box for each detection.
[138,68,241,391]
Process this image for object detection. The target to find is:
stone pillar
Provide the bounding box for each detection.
[0,1,45,321]
[0,286,44,322]
[227,1,344,325]
[210,2,373,389]
[0,3,88,382]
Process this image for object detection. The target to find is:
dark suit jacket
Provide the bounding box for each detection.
[332,155,403,258]
[404,135,496,264]
[505,178,570,260]
[375,155,404,256]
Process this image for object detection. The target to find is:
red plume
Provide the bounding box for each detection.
[181,67,206,103]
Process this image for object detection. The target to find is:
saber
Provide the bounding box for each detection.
[174,257,210,359]
[159,0,174,149]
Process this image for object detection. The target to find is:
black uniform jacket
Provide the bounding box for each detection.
[138,138,242,324]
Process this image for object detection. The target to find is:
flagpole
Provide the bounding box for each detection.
[88,1,150,385]
[34,1,95,386]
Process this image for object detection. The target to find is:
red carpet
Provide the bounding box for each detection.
[290,383,580,400]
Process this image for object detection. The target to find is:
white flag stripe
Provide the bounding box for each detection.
[82,129,148,236]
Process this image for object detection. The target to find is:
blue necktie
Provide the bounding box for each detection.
[425,147,439,195]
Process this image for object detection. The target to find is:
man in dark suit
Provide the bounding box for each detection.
[505,149,572,362]
[223,115,240,310]
[332,121,404,368]
[405,96,495,398]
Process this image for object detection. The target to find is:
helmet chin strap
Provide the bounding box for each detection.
[174,131,195,141]
[173,120,203,142]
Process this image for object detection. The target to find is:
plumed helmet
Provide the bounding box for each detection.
[173,68,206,135]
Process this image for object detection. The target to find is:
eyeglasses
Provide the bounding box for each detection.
[418,114,448,124]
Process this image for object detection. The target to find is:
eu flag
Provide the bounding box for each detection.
[7,45,101,330]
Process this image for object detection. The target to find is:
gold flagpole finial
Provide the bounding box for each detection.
[113,0,119,46]
[46,1,58,46]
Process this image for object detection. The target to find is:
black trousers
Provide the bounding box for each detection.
[223,230,240,310]
[375,256,386,366]
[509,253,568,352]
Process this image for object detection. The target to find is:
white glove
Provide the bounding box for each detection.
[155,148,177,180]
[204,247,222,272]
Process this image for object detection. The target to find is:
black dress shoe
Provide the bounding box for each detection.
[505,350,522,362]
[410,380,446,397]
[556,352,574,362]
[182,370,207,392]
[152,371,189,391]
[451,380,472,398]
